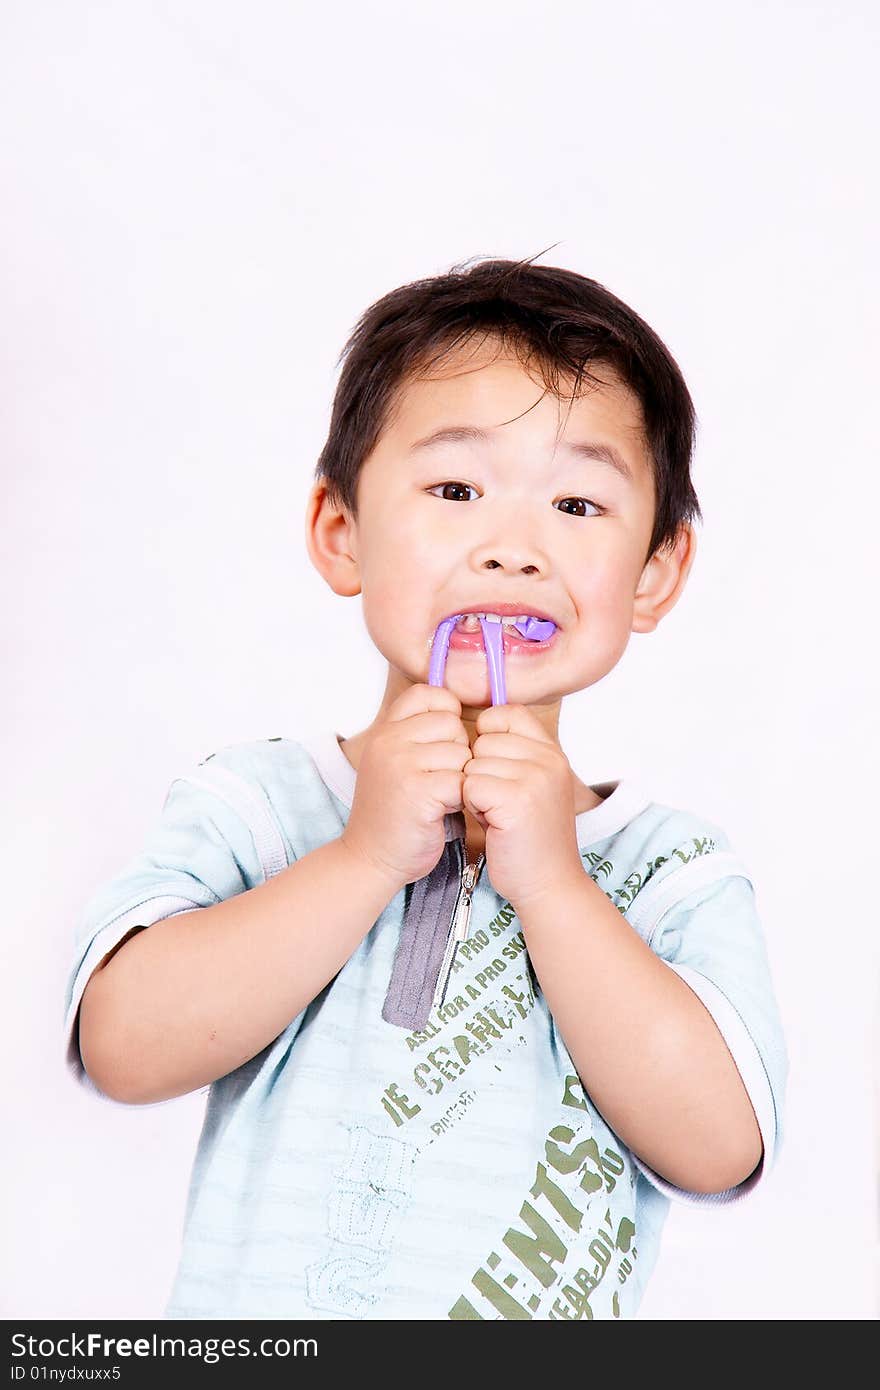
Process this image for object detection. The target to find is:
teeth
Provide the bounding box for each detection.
[456,611,531,631]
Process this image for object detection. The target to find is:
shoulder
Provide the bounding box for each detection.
[177,735,327,811]
[190,735,316,782]
[596,791,751,940]
[178,734,347,863]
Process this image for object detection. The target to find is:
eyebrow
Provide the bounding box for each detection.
[408,425,635,484]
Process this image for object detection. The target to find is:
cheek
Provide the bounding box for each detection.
[566,549,641,670]
[361,498,432,568]
[572,549,637,620]
[358,515,444,652]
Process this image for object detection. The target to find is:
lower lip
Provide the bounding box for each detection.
[446,623,559,656]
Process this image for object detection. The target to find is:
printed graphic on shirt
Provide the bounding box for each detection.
[447,1072,638,1320]
[378,834,718,1135]
[305,1121,421,1319]
[584,834,718,910]
[379,936,536,1130]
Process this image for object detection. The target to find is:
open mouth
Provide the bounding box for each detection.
[448,612,558,654]
[428,609,559,705]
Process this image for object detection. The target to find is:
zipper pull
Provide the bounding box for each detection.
[432,853,484,1012]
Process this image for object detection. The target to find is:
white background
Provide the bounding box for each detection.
[2,0,877,1320]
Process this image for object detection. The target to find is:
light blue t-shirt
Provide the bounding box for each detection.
[63,731,787,1320]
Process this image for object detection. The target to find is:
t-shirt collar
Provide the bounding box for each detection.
[298,729,652,849]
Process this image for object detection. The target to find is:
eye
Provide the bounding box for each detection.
[426,481,479,502]
[555,497,604,518]
[425,483,604,516]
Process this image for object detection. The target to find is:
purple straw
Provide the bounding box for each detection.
[479,617,507,706]
[428,615,460,688]
[429,613,557,706]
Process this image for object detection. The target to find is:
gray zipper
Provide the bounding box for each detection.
[432,841,485,1012]
[381,815,485,1031]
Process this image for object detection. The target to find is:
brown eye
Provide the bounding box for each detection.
[556,497,602,517]
[427,482,478,502]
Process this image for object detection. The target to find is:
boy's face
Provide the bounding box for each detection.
[307,338,693,731]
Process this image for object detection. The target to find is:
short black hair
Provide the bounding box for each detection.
[314,249,701,564]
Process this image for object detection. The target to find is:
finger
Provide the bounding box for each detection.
[387,683,461,722]
[462,770,514,821]
[475,703,554,742]
[400,711,471,745]
[419,740,476,772]
[470,732,539,761]
[464,757,536,782]
[425,770,467,815]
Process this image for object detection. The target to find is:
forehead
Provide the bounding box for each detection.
[381,338,649,472]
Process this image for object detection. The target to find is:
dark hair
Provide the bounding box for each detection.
[314,249,701,564]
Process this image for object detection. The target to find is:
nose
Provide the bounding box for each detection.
[483,558,539,574]
[470,522,550,576]
[467,487,555,576]
[466,488,553,576]
[473,548,544,577]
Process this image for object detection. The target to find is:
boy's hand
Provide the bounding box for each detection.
[462,704,585,909]
[340,684,472,895]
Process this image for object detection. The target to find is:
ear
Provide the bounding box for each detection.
[632,523,697,635]
[304,480,362,598]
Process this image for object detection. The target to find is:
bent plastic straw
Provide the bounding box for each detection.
[429,614,556,706]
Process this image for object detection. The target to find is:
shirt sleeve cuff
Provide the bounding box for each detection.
[64,894,207,1104]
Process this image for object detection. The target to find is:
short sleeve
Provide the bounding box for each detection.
[627,849,788,1207]
[63,750,290,1103]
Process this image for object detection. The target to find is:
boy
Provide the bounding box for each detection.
[64,254,787,1321]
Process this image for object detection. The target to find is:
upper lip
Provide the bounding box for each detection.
[446,602,561,626]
